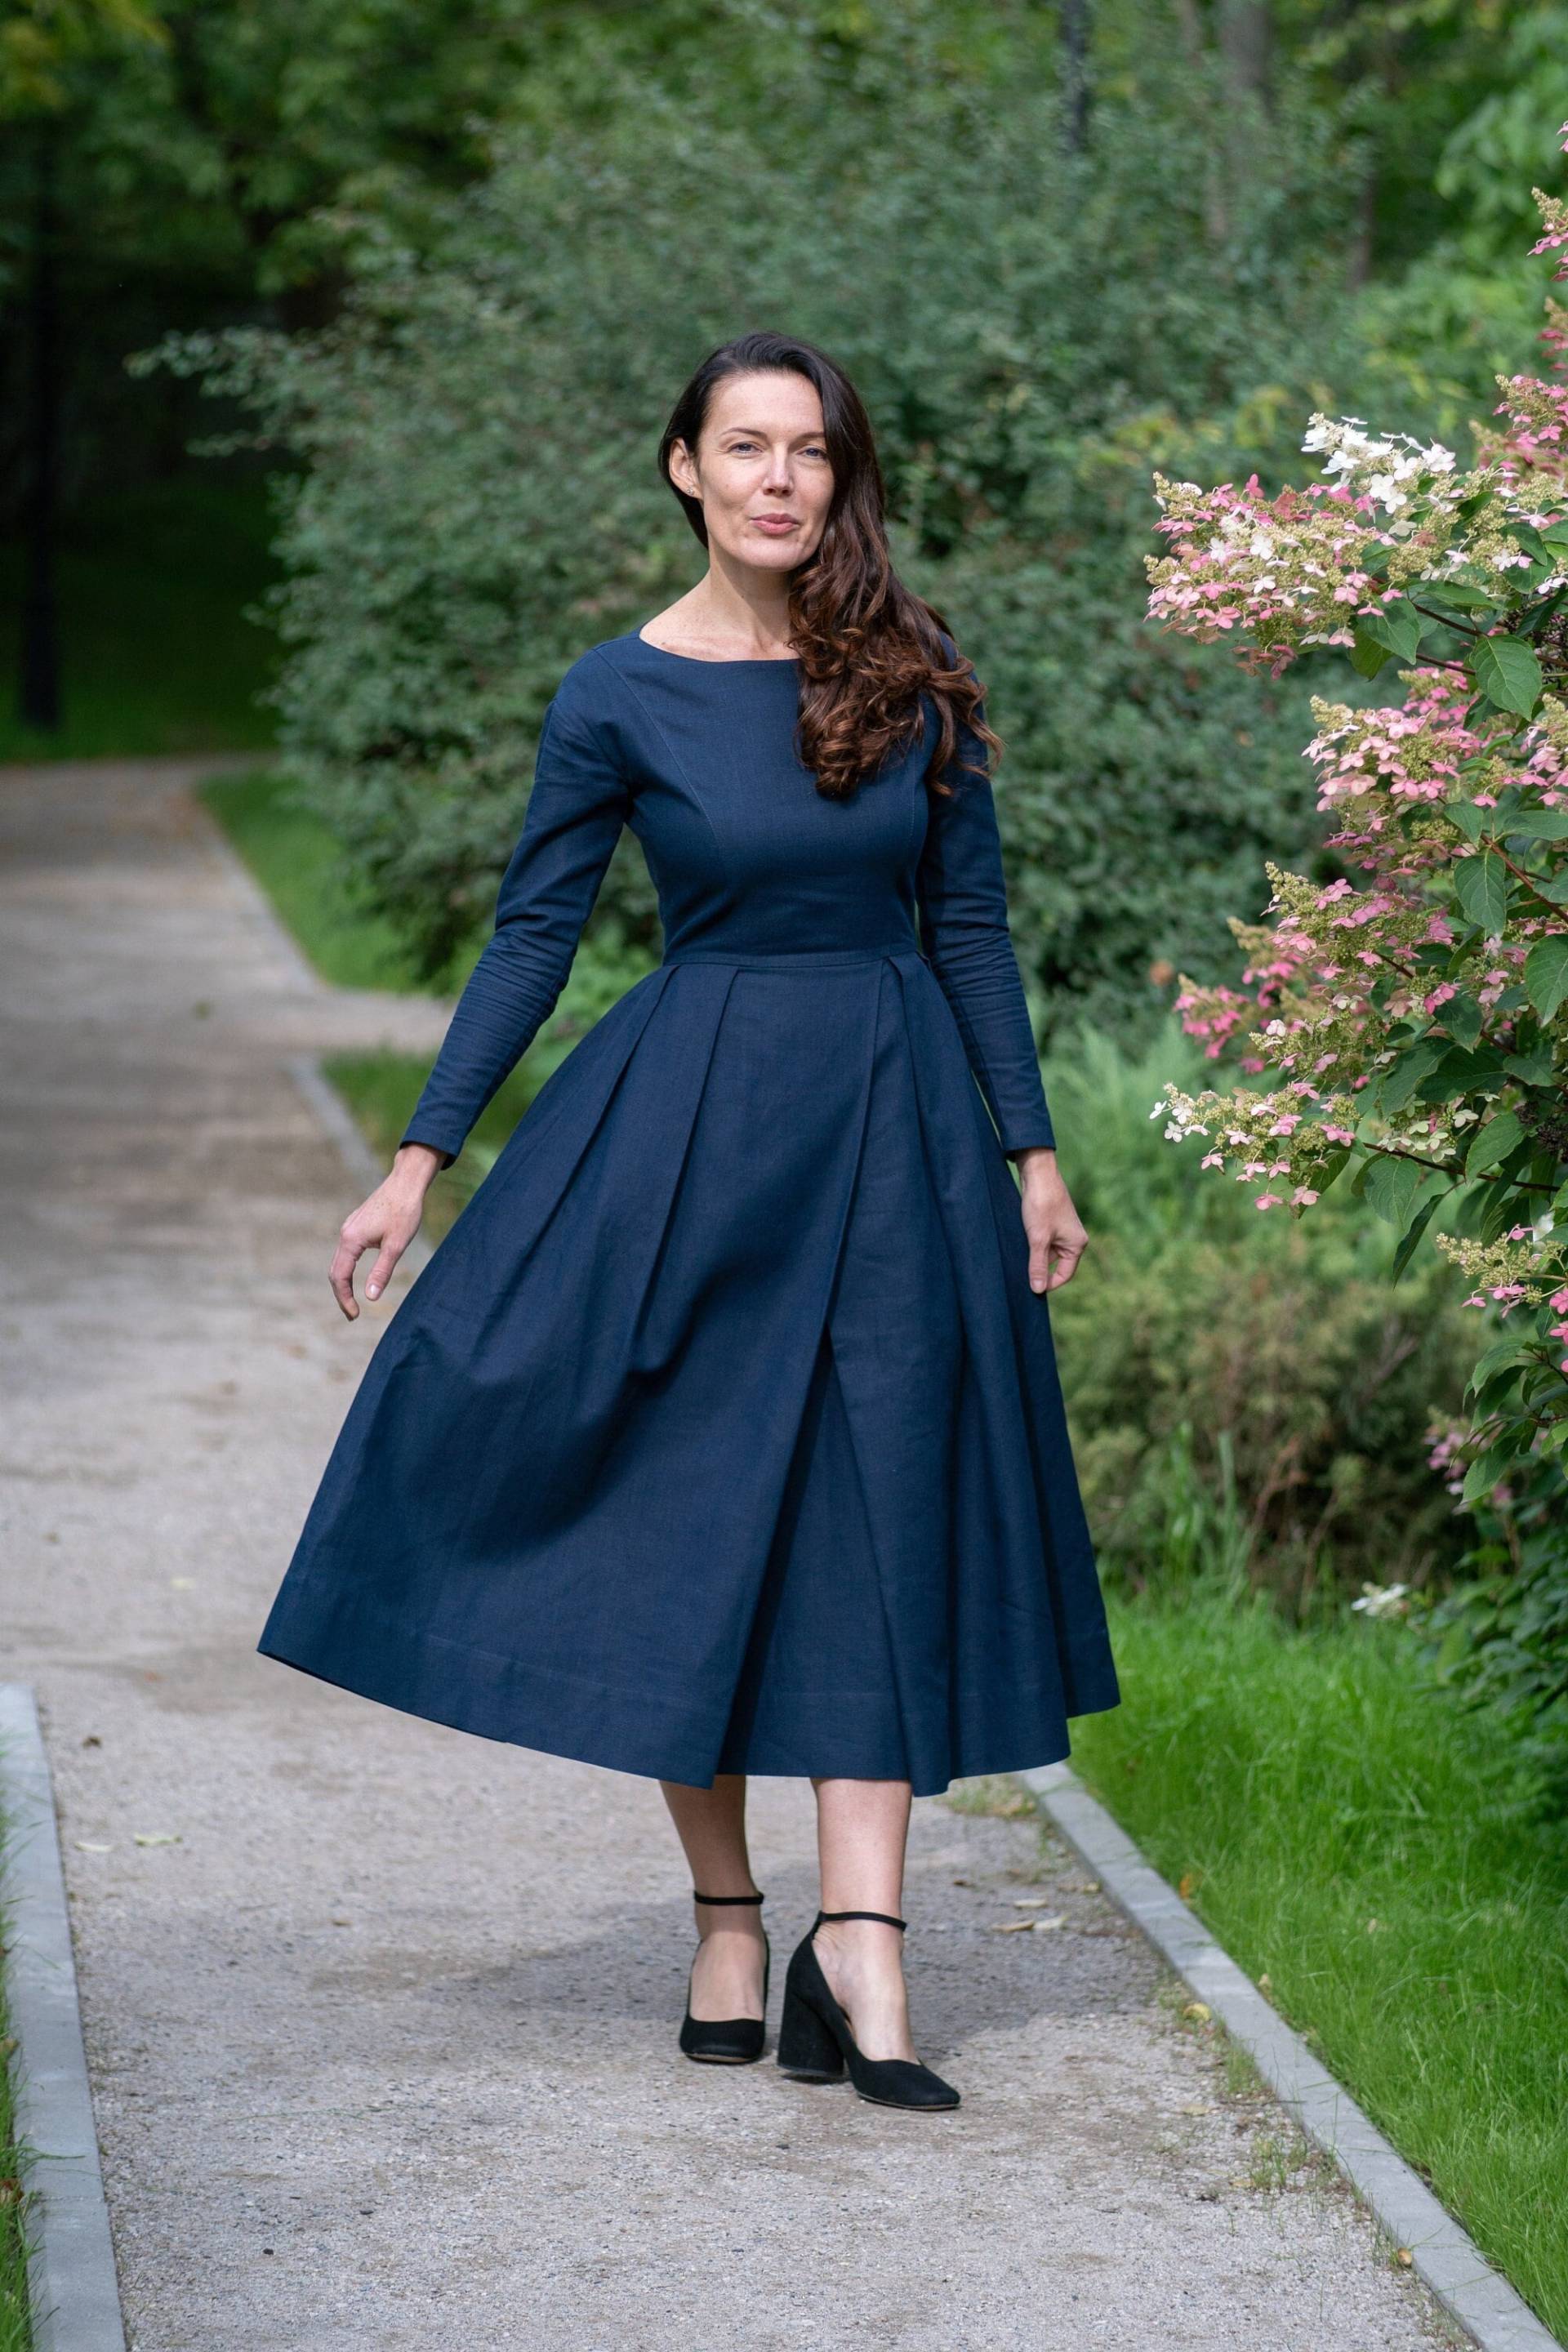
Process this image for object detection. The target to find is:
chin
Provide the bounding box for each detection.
[737,540,809,572]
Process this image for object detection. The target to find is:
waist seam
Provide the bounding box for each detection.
[659,945,927,971]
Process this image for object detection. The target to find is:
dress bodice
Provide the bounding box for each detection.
[604,643,926,962]
[400,630,1056,1159]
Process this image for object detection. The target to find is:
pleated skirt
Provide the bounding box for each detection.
[257,947,1120,1796]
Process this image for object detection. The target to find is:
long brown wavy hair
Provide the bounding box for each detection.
[655,330,1002,802]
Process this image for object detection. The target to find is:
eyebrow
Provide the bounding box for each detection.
[716,423,826,439]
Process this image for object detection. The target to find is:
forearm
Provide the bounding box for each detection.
[398,923,572,1162]
[925,929,1056,1152]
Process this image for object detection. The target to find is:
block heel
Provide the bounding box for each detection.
[776,1909,960,2111]
[777,1976,847,2080]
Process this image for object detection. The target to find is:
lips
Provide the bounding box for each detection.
[751,517,800,532]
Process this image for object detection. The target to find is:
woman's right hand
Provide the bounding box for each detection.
[329,1143,447,1320]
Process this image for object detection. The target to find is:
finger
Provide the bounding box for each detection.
[364,1239,404,1302]
[1045,1236,1086,1291]
[328,1238,363,1319]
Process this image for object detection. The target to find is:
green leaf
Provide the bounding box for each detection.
[1472,1364,1537,1413]
[1362,1155,1421,1226]
[1461,1447,1515,1505]
[1311,1143,1353,1196]
[1356,601,1424,662]
[1524,935,1568,1021]
[1444,800,1489,843]
[1441,991,1484,1050]
[1349,628,1392,679]
[1453,850,1511,935]
[1415,579,1497,611]
[1539,519,1568,550]
[1392,1192,1442,1282]
[1465,1111,1526,1176]
[1468,1338,1539,1391]
[1416,1045,1508,1102]
[1509,808,1568,840]
[1504,1045,1559,1084]
[1505,522,1556,568]
[1468,634,1544,718]
[1532,871,1568,905]
[1379,1038,1450,1113]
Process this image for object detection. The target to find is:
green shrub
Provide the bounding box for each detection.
[1424,1456,1568,1815]
[1049,1025,1477,1604]
[145,0,1377,1031]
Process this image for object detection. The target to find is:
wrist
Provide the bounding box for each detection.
[391,1141,448,1188]
[1009,1144,1058,1178]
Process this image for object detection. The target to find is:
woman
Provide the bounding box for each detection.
[259,329,1120,2115]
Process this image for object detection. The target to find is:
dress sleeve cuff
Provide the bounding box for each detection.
[399,1126,461,1165]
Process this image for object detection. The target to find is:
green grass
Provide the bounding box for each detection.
[1069,1581,1568,2339]
[322,1049,545,1242]
[0,1873,34,2350]
[0,2071,29,2349]
[197,769,470,994]
[0,474,279,762]
[323,922,657,1237]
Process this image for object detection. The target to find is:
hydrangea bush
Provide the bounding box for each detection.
[1145,145,1568,1794]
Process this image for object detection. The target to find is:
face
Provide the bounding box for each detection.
[668,369,835,572]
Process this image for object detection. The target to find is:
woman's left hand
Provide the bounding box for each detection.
[1011,1147,1088,1294]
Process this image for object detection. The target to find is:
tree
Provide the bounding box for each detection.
[2,0,168,726]
[143,0,1365,1027]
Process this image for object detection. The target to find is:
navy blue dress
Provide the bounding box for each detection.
[257,630,1120,1795]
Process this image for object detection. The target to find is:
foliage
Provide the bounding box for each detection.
[197,766,439,987]
[1048,1026,1475,1606]
[1069,1577,1568,2335]
[138,0,1381,1034]
[1148,142,1568,1754]
[0,0,163,117]
[1423,1447,1568,1809]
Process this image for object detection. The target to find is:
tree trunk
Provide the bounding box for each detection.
[20,127,62,734]
[1217,0,1272,109]
[1061,0,1090,157]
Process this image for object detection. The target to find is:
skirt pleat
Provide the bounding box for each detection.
[257,948,1120,1795]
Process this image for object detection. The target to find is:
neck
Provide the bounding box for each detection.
[688,549,795,650]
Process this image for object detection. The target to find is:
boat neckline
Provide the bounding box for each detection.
[630,630,800,667]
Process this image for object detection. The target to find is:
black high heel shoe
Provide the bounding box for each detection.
[679,1891,770,2064]
[777,1909,960,2111]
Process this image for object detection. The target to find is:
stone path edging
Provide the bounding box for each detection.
[0,1683,127,2352]
[1021,1760,1563,2352]
[189,756,327,1002]
[285,1051,435,1270]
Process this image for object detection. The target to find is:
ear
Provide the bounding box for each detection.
[668,439,700,499]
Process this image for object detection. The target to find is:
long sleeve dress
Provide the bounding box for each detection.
[257,629,1120,1797]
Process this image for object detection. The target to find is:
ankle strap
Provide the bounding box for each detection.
[814,1908,906,1931]
[692,1889,764,1905]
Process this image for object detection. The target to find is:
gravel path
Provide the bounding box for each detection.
[1,757,1459,2351]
